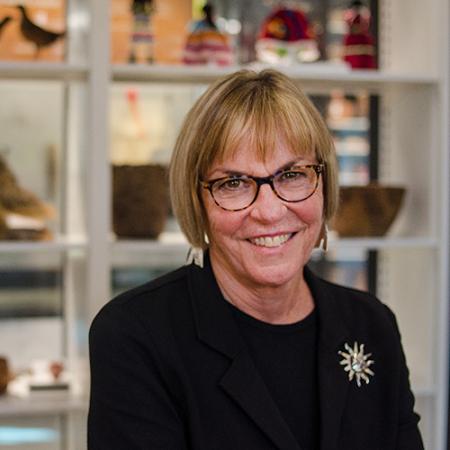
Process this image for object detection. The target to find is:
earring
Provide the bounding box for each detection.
[186,247,204,268]
[321,224,329,252]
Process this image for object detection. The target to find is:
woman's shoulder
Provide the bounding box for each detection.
[308,269,404,358]
[90,264,192,336]
[113,265,190,304]
[307,268,396,328]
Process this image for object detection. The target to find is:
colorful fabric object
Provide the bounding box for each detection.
[259,7,315,42]
[342,2,376,69]
[131,14,153,44]
[183,6,233,66]
[256,7,319,64]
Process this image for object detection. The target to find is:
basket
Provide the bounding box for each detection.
[112,164,169,239]
[332,184,406,237]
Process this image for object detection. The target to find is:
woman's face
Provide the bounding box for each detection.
[202,139,324,291]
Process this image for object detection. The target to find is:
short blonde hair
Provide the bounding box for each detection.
[169,69,339,249]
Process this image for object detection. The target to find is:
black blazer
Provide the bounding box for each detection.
[88,255,424,450]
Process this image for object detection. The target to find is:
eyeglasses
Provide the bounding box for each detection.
[201,164,324,211]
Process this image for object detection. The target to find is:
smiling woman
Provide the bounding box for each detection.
[88,69,424,450]
[170,69,339,250]
[201,143,325,322]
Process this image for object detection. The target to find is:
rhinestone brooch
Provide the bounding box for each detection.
[338,342,375,387]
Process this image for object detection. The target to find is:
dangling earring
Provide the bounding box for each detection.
[186,247,204,268]
[186,233,209,268]
[320,224,329,252]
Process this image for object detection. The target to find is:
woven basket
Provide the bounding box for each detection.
[112,164,169,239]
[332,184,406,237]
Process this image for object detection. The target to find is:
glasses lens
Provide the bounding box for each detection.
[274,167,318,201]
[211,177,256,210]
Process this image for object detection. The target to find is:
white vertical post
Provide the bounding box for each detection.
[65,1,111,449]
[436,1,450,448]
[86,0,111,323]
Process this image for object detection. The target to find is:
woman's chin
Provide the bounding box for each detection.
[241,261,303,289]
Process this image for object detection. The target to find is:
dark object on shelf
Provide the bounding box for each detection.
[0,356,10,395]
[16,4,66,59]
[0,16,12,39]
[332,184,405,236]
[131,0,154,15]
[342,0,376,69]
[112,164,169,239]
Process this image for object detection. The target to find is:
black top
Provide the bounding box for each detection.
[88,256,424,450]
[229,303,319,450]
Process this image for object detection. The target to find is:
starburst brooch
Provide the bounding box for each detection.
[338,342,375,387]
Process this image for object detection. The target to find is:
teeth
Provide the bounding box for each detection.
[251,234,291,248]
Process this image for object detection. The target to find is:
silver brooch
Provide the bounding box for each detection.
[338,342,374,387]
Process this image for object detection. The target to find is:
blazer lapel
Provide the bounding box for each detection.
[187,256,301,450]
[305,268,351,450]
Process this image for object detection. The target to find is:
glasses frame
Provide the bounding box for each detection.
[201,163,324,212]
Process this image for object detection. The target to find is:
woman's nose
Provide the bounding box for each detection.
[249,184,287,222]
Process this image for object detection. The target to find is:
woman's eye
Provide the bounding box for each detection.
[218,178,245,190]
[279,170,307,181]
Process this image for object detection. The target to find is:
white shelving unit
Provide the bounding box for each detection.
[0,62,87,81]
[0,0,448,449]
[0,393,87,418]
[112,62,439,84]
[0,238,86,254]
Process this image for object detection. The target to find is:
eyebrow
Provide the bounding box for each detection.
[212,158,311,178]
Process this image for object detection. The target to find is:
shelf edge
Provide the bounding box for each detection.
[0,62,88,81]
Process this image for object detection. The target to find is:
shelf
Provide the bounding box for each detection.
[111,232,189,267]
[111,63,439,90]
[330,236,439,250]
[0,61,437,87]
[0,393,87,418]
[110,234,439,267]
[0,62,88,81]
[113,233,438,252]
[0,237,435,261]
[0,236,87,253]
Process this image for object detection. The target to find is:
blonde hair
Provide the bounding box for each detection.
[169,69,339,249]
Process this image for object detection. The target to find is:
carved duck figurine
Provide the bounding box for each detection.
[16,5,66,58]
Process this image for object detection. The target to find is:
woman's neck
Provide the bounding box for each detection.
[211,257,315,325]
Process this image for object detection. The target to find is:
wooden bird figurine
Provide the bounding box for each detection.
[0,154,54,220]
[0,154,54,240]
[0,16,12,39]
[16,5,66,59]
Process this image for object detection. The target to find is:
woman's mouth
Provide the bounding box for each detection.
[248,233,294,248]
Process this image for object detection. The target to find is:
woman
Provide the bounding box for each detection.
[88,69,424,449]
